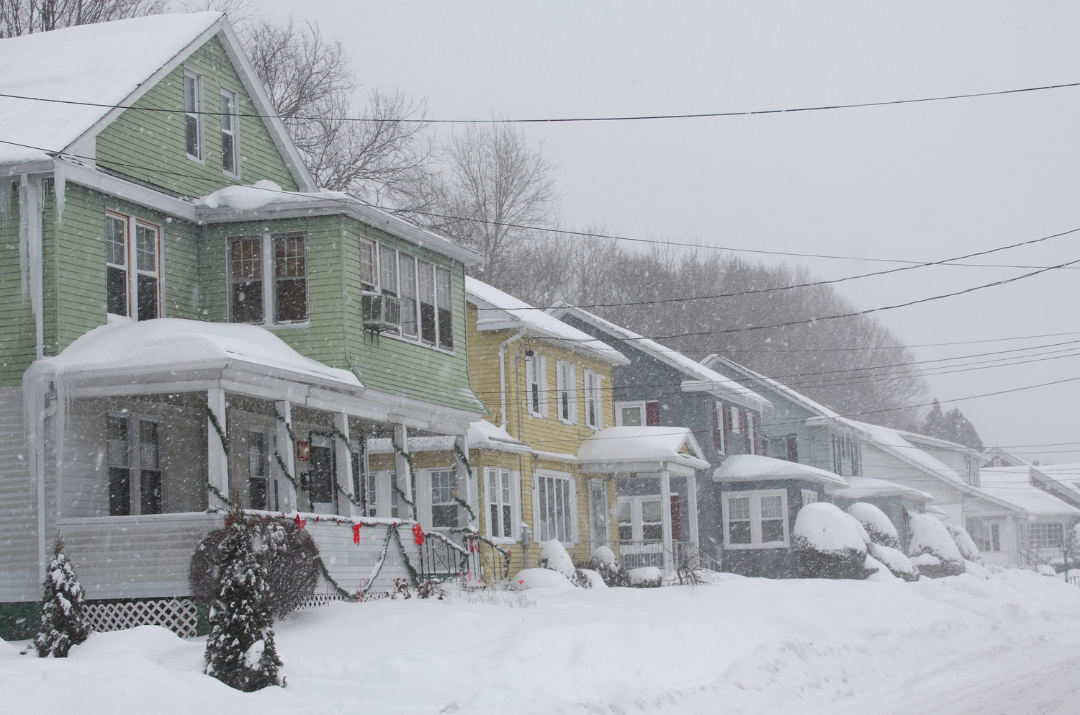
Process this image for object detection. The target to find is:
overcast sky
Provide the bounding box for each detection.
[255,0,1080,463]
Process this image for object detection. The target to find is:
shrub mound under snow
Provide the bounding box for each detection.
[847,502,900,550]
[580,546,630,587]
[538,540,591,588]
[514,568,575,590]
[907,514,965,578]
[868,542,920,582]
[793,503,872,580]
[946,524,983,564]
[862,554,897,581]
[627,567,663,587]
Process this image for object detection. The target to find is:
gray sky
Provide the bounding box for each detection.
[257,0,1080,463]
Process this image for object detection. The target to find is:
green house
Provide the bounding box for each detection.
[0,13,485,638]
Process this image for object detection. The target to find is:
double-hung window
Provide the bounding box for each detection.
[184,70,202,161]
[555,361,576,424]
[723,490,789,549]
[535,471,575,543]
[583,369,603,429]
[106,212,161,321]
[228,233,308,326]
[526,353,547,417]
[713,401,726,454]
[486,467,516,539]
[419,260,437,345]
[107,413,163,516]
[435,266,453,350]
[248,429,268,510]
[367,242,455,349]
[359,240,377,292]
[430,469,458,528]
[220,88,239,176]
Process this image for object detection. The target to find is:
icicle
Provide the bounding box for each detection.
[18,174,27,301]
[53,160,65,228]
[27,175,44,359]
[0,178,10,233]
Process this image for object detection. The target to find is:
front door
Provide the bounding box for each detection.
[309,434,336,514]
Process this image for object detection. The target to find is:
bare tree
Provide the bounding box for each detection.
[0,0,165,37]
[429,122,558,286]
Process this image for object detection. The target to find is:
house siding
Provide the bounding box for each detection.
[95,35,298,198]
[718,479,824,579]
[0,181,35,386]
[0,387,39,602]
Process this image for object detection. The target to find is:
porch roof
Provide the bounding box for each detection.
[713,455,848,488]
[832,476,933,503]
[977,468,1080,518]
[577,426,710,474]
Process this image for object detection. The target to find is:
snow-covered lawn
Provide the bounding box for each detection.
[3,570,1080,714]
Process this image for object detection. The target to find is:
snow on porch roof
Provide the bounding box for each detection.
[713,455,848,488]
[832,477,933,503]
[577,427,710,471]
[0,12,225,164]
[36,318,361,390]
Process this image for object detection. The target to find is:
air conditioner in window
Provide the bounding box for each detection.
[362,293,401,332]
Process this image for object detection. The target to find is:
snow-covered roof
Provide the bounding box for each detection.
[548,304,771,413]
[980,466,1080,517]
[833,477,934,503]
[466,279,628,365]
[712,455,848,488]
[468,419,531,454]
[0,13,224,164]
[895,429,976,455]
[34,317,361,391]
[702,354,844,422]
[841,418,968,486]
[576,427,710,472]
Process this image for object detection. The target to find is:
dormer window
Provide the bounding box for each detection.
[220,87,239,176]
[184,71,203,162]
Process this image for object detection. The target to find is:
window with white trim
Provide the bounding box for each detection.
[800,489,818,507]
[1022,522,1064,550]
[370,243,454,350]
[536,471,575,543]
[228,233,308,326]
[107,412,163,516]
[359,239,376,292]
[746,413,757,454]
[220,87,239,176]
[106,212,161,321]
[616,401,645,427]
[723,490,789,548]
[556,360,577,424]
[526,353,547,417]
[430,469,458,528]
[583,369,603,429]
[486,467,517,539]
[184,70,202,161]
[713,401,726,454]
[730,406,741,434]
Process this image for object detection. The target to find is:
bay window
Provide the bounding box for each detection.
[369,242,455,350]
[723,490,789,548]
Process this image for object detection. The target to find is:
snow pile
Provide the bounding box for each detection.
[964,560,991,580]
[868,542,920,582]
[908,514,965,577]
[946,524,983,564]
[537,540,590,588]
[847,502,900,549]
[793,503,870,579]
[591,546,617,566]
[628,567,663,587]
[861,554,897,582]
[195,181,349,211]
[713,455,846,487]
[577,570,608,589]
[514,568,575,590]
[1037,564,1057,577]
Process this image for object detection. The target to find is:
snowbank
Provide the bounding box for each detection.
[909,514,965,577]
[869,542,920,582]
[514,568,575,590]
[847,502,900,548]
[946,524,983,564]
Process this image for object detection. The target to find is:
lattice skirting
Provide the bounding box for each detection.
[84,598,199,639]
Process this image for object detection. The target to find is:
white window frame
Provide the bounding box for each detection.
[730,406,742,434]
[800,489,818,507]
[372,242,456,353]
[583,369,603,430]
[616,494,670,542]
[228,233,309,328]
[722,489,789,550]
[219,86,240,177]
[184,69,203,163]
[747,413,757,454]
[713,401,726,455]
[615,400,646,427]
[526,353,548,418]
[419,467,459,531]
[533,469,577,545]
[106,410,163,517]
[484,467,520,543]
[555,360,577,425]
[105,211,163,322]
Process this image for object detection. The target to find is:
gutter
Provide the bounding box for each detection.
[498,328,527,429]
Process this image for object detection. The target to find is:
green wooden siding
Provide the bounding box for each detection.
[95,35,298,198]
[0,181,35,386]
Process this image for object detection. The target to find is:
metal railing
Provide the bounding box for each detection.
[610,539,720,572]
[417,530,512,584]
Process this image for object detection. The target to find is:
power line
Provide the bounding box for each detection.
[3,78,1080,123]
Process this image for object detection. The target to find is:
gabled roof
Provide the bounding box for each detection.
[577,426,710,472]
[702,353,838,419]
[978,467,1080,518]
[548,304,771,413]
[0,13,315,190]
[466,279,628,365]
[713,455,847,488]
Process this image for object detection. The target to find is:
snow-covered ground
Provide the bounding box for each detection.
[3,570,1080,714]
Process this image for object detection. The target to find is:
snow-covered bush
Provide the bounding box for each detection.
[204,514,283,692]
[847,502,900,550]
[580,545,630,587]
[907,514,965,578]
[191,515,320,618]
[868,542,920,582]
[628,567,663,588]
[793,503,872,580]
[514,568,576,590]
[946,524,982,564]
[862,554,897,581]
[538,540,591,588]
[35,537,89,658]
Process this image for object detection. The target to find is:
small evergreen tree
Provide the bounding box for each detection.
[35,536,89,658]
[204,513,283,691]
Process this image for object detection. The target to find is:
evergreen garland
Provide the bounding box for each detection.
[35,536,89,658]
[204,513,284,692]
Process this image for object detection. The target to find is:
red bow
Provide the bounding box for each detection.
[412,523,425,546]
[295,514,306,530]
[352,522,362,544]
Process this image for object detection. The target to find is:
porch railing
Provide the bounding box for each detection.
[611,539,719,572]
[417,530,512,583]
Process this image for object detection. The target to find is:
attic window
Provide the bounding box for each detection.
[184,71,203,161]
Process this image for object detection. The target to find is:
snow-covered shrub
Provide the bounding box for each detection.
[514,568,576,590]
[577,569,609,589]
[847,502,900,550]
[35,537,89,658]
[964,560,991,580]
[628,567,663,588]
[204,514,283,692]
[190,515,320,618]
[945,524,982,564]
[907,514,965,578]
[862,554,898,581]
[868,542,920,582]
[580,545,630,587]
[538,540,591,588]
[793,503,872,580]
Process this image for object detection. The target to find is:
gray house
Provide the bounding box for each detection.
[549,305,772,564]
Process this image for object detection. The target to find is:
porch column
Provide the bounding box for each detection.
[686,473,700,554]
[455,433,474,528]
[660,468,674,577]
[207,387,229,507]
[275,400,298,512]
[394,423,414,520]
[334,413,358,517]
